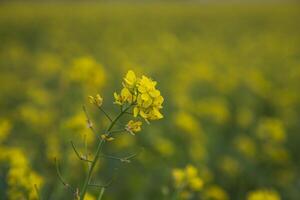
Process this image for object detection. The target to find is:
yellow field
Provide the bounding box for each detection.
[0,3,300,200]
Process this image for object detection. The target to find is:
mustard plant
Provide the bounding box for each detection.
[55,70,164,200]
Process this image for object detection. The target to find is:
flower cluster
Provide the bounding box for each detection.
[114,70,164,121]
[0,147,43,200]
[88,94,103,107]
[125,120,142,135]
[172,165,204,193]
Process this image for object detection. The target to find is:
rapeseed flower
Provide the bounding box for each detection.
[88,94,103,107]
[172,164,203,191]
[125,120,142,134]
[114,70,164,121]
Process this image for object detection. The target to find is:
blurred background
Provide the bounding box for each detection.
[0,1,300,199]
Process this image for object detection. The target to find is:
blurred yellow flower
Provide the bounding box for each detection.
[219,156,240,177]
[0,147,43,200]
[68,56,106,89]
[189,177,203,191]
[172,164,203,192]
[185,165,198,179]
[257,118,286,143]
[84,193,95,200]
[0,119,11,143]
[172,168,185,187]
[174,112,202,136]
[154,137,174,156]
[204,185,229,200]
[195,98,229,124]
[247,189,281,200]
[234,135,256,158]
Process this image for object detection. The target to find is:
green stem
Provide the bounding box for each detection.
[97,187,105,200]
[79,106,131,200]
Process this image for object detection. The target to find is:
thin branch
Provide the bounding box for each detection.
[82,105,101,140]
[97,105,113,122]
[84,135,88,159]
[100,150,141,163]
[83,135,91,169]
[88,182,111,188]
[109,129,126,134]
[97,187,105,200]
[124,111,133,115]
[54,158,75,193]
[70,141,92,163]
[88,169,117,189]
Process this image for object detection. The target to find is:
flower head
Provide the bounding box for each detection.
[114,70,164,121]
[172,164,203,192]
[125,120,142,135]
[88,94,103,107]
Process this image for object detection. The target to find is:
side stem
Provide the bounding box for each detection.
[97,187,105,200]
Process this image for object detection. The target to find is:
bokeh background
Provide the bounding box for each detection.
[1,1,300,200]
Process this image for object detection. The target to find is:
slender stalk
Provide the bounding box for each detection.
[97,187,105,200]
[79,106,131,200]
[55,158,75,193]
[82,105,100,140]
[70,141,92,163]
[97,106,113,122]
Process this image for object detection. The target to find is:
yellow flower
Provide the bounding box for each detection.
[0,147,44,200]
[101,134,114,142]
[68,56,106,90]
[172,164,203,192]
[0,119,11,143]
[185,165,198,179]
[114,92,123,105]
[121,88,134,103]
[115,70,164,121]
[88,94,103,107]
[138,75,157,93]
[189,177,203,191]
[174,112,202,136]
[234,135,256,158]
[126,120,142,134]
[256,118,286,143]
[247,189,281,200]
[172,168,185,187]
[123,70,137,89]
[219,156,240,177]
[114,88,134,105]
[204,185,229,200]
